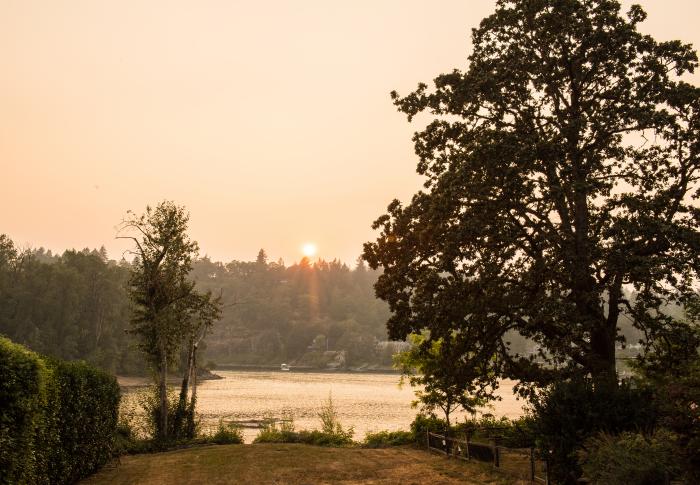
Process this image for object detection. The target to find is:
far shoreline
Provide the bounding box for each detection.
[117,366,401,389]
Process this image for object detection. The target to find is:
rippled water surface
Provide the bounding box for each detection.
[191,371,525,442]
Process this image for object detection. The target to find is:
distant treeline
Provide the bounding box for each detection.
[0,235,138,373]
[0,235,398,373]
[189,249,393,367]
[0,235,657,374]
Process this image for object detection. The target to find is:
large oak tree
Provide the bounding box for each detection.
[364,0,700,389]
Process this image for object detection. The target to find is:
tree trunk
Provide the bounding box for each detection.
[590,276,623,384]
[191,344,198,404]
[186,342,199,438]
[159,345,169,440]
[590,324,617,383]
[178,338,195,410]
[174,337,196,437]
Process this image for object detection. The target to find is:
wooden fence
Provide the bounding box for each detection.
[426,431,549,483]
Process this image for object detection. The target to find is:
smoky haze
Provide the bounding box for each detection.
[1,0,698,263]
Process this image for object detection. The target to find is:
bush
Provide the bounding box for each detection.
[410,413,447,445]
[253,397,354,447]
[253,416,299,444]
[454,415,537,448]
[363,430,414,448]
[297,429,353,446]
[578,430,682,484]
[529,377,658,484]
[137,385,195,441]
[651,362,700,479]
[211,419,244,444]
[317,393,353,443]
[43,359,121,484]
[0,337,120,485]
[0,336,48,484]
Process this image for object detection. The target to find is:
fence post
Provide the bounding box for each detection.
[465,434,470,460]
[530,447,535,481]
[426,430,429,450]
[544,459,549,485]
[493,437,499,468]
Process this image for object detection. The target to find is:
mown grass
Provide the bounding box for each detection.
[82,444,523,484]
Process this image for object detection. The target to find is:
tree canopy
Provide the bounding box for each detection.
[363,0,700,389]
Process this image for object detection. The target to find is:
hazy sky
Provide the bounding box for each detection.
[2,1,699,265]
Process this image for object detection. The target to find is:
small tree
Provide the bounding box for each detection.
[395,333,494,436]
[118,201,220,440]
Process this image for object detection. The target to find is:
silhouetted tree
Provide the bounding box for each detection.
[364,0,700,389]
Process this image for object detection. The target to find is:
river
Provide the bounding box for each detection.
[121,370,526,443]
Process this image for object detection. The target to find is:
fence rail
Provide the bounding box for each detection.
[426,431,548,483]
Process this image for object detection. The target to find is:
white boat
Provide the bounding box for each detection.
[280,363,290,371]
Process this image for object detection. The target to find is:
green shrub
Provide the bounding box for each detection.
[253,399,354,447]
[297,429,353,446]
[578,430,682,484]
[454,415,537,448]
[0,336,48,484]
[317,393,353,444]
[410,413,447,445]
[253,415,300,444]
[42,359,120,484]
[529,377,658,484]
[0,337,120,485]
[211,419,244,444]
[652,362,700,480]
[363,430,414,448]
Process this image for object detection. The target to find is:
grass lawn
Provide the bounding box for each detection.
[82,444,524,484]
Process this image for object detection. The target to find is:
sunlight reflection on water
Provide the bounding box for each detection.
[123,371,525,443]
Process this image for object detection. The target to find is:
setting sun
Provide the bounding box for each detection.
[302,243,317,257]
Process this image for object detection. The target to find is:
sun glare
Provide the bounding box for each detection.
[302,243,317,257]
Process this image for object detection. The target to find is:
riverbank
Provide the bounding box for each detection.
[81,444,520,484]
[215,363,399,373]
[116,368,222,389]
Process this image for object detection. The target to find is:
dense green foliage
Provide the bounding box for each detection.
[191,253,392,367]
[363,0,700,392]
[395,333,493,432]
[578,430,682,485]
[454,415,537,449]
[0,337,120,485]
[0,336,48,484]
[211,420,244,445]
[253,427,355,447]
[633,306,700,480]
[529,377,658,484]
[254,396,354,447]
[253,421,355,447]
[0,235,139,374]
[42,358,121,484]
[362,430,414,448]
[409,413,536,449]
[0,233,394,372]
[409,413,449,444]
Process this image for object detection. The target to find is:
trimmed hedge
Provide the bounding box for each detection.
[0,337,120,484]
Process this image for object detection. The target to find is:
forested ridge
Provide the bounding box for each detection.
[0,235,394,374]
